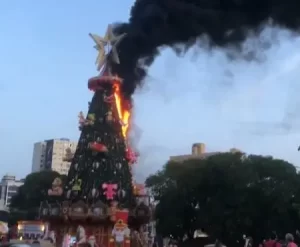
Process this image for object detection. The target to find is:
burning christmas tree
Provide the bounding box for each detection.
[40,25,150,247]
[66,69,135,208]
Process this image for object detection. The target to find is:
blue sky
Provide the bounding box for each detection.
[1,1,300,181]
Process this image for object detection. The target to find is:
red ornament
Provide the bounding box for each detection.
[89,142,108,152]
[125,148,138,164]
[102,183,118,200]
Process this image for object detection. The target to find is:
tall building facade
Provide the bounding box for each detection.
[31,142,47,173]
[31,138,77,175]
[0,175,24,209]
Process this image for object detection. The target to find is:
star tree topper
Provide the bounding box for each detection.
[89,24,126,71]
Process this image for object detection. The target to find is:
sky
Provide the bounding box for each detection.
[1,1,300,181]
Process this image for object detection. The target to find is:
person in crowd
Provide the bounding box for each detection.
[264,233,281,247]
[284,233,297,247]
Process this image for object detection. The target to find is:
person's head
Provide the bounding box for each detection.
[285,233,294,242]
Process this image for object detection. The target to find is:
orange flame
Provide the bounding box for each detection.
[113,83,130,138]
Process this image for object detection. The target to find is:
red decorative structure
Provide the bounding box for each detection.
[88,74,122,91]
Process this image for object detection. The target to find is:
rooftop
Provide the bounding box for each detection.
[169,143,241,162]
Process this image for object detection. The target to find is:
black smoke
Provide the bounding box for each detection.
[110,0,300,98]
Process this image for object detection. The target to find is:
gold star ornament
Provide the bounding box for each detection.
[89,24,126,71]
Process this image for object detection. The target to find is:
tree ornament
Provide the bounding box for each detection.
[91,188,98,198]
[117,189,126,199]
[78,111,85,129]
[125,148,138,164]
[87,113,95,125]
[78,112,95,129]
[72,179,82,191]
[88,142,108,153]
[48,177,63,196]
[116,163,122,169]
[110,210,130,247]
[106,111,113,122]
[93,161,100,169]
[89,24,126,71]
[66,190,71,199]
[102,183,118,200]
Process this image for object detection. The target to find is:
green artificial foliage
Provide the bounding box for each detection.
[65,83,134,208]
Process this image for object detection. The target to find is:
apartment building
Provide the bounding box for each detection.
[31,138,77,175]
[0,175,24,209]
[169,142,241,162]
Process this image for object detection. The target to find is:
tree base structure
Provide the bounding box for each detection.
[39,199,151,247]
[41,222,148,247]
[45,224,110,247]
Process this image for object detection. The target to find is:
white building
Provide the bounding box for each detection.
[0,175,24,208]
[31,142,47,173]
[31,138,77,175]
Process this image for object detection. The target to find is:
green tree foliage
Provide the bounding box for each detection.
[146,153,300,244]
[9,171,66,220]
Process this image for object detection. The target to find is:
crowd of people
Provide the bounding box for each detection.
[258,233,297,247]
[242,233,298,247]
[166,232,300,247]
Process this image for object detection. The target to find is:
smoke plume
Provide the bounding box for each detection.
[111,0,300,97]
[132,27,300,179]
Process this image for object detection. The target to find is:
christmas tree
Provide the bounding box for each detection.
[63,26,138,208]
[39,25,150,247]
